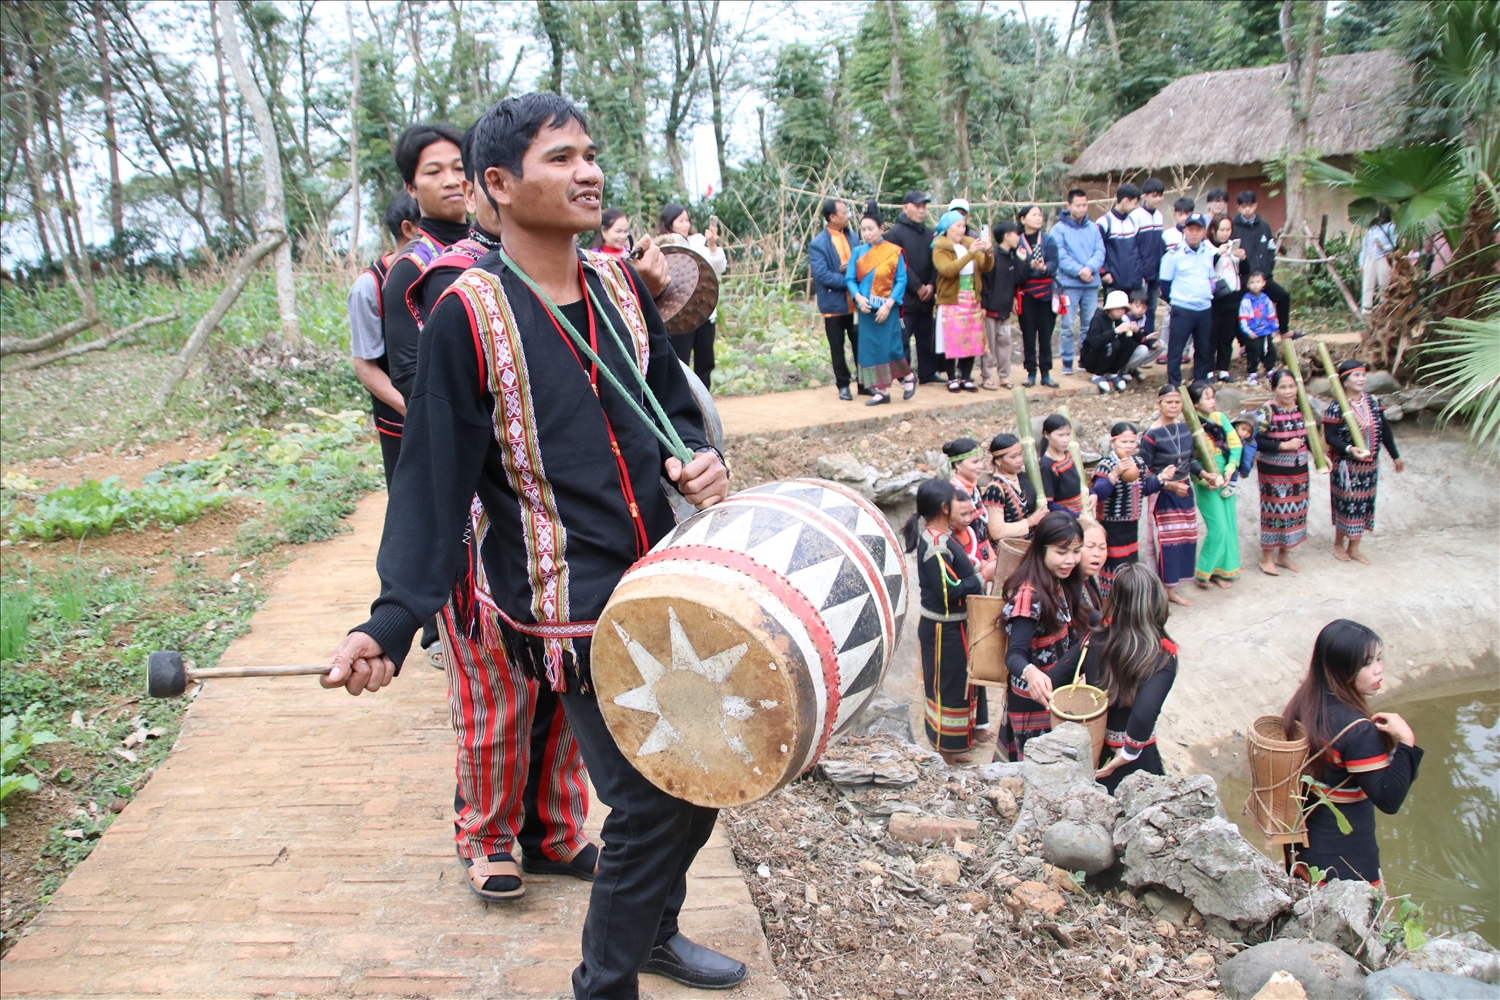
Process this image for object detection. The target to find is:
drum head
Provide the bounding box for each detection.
[657,246,720,335]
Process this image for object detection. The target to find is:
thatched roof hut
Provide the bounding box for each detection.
[1069,50,1410,232]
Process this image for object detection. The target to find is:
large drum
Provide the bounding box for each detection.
[592,479,909,806]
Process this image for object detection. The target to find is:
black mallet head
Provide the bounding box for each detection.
[148,650,188,698]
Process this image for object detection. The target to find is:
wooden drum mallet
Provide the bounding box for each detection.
[147,650,330,698]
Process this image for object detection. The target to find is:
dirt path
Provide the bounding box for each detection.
[0,494,787,999]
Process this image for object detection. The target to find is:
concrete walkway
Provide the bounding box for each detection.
[1,495,787,999]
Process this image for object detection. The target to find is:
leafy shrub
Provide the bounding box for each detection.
[1294,232,1364,311]
[716,282,834,395]
[5,476,229,541]
[1,588,29,663]
[1,704,61,823]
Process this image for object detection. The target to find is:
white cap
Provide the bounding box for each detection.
[948,197,971,214]
[1104,290,1130,310]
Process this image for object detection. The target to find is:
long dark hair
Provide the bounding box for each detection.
[1039,412,1069,451]
[902,478,957,552]
[594,207,626,249]
[658,203,688,235]
[1282,619,1392,777]
[1002,511,1083,632]
[1098,565,1171,707]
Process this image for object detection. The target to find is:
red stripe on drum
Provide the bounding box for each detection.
[726,494,896,655]
[631,543,846,769]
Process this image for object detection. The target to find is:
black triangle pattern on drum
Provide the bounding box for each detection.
[858,534,901,603]
[770,485,827,508]
[702,503,750,540]
[839,597,883,657]
[782,524,844,576]
[845,637,885,696]
[743,503,796,552]
[822,556,871,613]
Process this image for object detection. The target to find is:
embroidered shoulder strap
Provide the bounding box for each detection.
[450,267,575,689]
[396,231,444,273]
[406,238,489,326]
[581,251,650,375]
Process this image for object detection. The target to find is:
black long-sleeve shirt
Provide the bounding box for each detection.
[355,251,710,681]
[381,216,471,400]
[1076,637,1178,759]
[916,532,984,618]
[884,214,936,311]
[1322,392,1399,461]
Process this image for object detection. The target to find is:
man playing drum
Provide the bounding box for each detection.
[322,93,738,999]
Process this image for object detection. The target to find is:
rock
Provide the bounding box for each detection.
[1012,724,1122,843]
[866,715,916,743]
[1184,992,1218,1000]
[1114,772,1293,927]
[818,747,919,789]
[983,785,1019,822]
[1364,370,1401,394]
[1142,886,1195,926]
[1183,951,1216,973]
[936,932,975,953]
[888,814,979,845]
[1080,448,1102,466]
[917,855,962,886]
[1364,967,1500,999]
[1000,775,1024,799]
[1215,386,1246,414]
[1010,880,1067,917]
[856,859,885,876]
[1307,376,1332,396]
[815,453,867,482]
[1292,878,1384,965]
[1042,820,1116,876]
[849,693,914,741]
[922,450,949,473]
[977,760,1025,782]
[958,891,991,912]
[873,469,931,505]
[1398,933,1500,984]
[1218,940,1366,1000]
[1384,403,1405,422]
[1042,863,1081,894]
[1252,969,1309,999]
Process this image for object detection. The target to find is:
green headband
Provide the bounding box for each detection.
[947,447,983,470]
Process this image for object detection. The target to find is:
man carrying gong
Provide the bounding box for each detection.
[323,93,739,998]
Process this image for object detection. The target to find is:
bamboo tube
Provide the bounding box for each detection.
[1177,386,1224,486]
[1011,386,1045,496]
[1278,345,1332,473]
[1317,341,1369,454]
[1057,402,1092,516]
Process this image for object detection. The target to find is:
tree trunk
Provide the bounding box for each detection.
[1103,1,1122,66]
[211,3,237,234]
[155,234,285,405]
[215,0,300,345]
[347,3,361,265]
[883,0,920,163]
[536,0,568,94]
[93,0,125,245]
[1280,0,1326,262]
[697,0,729,189]
[661,0,700,197]
[6,313,176,372]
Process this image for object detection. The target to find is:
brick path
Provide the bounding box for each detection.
[1,495,788,999]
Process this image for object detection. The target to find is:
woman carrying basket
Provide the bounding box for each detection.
[983,434,1047,542]
[903,479,993,764]
[1073,564,1178,792]
[1000,512,1085,760]
[1281,619,1422,885]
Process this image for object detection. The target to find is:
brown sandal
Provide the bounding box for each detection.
[463,853,525,901]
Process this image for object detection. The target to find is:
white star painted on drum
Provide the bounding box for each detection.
[611,607,751,761]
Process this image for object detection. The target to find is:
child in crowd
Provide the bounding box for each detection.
[1232,410,1259,479]
[1080,289,1136,393]
[1123,289,1162,377]
[1238,271,1279,385]
[1039,414,1084,515]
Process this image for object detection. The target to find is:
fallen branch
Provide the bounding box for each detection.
[154,233,285,406]
[3,312,178,372]
[0,314,103,357]
[1303,225,1368,327]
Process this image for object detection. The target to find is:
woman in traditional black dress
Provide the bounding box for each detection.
[1089,422,1169,596]
[983,433,1047,542]
[903,479,991,763]
[1000,512,1085,760]
[1254,370,1310,576]
[1323,360,1404,565]
[1038,414,1084,515]
[1076,564,1178,792]
[1282,619,1422,885]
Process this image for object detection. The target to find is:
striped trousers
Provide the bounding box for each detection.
[439,605,589,862]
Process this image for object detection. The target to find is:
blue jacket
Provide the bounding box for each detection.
[1131,206,1167,281]
[809,227,859,315]
[1050,213,1104,289]
[1158,239,1217,311]
[1098,206,1144,292]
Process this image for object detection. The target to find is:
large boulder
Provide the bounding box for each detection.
[1364,370,1402,394]
[1291,878,1385,966]
[1011,723,1121,844]
[1113,772,1294,927]
[1218,940,1366,1000]
[1364,968,1500,999]
[814,454,875,498]
[1398,933,1500,984]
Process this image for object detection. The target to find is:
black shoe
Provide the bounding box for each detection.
[642,933,748,990]
[865,390,891,406]
[520,843,598,882]
[1023,375,1036,388]
[901,378,917,400]
[838,386,853,401]
[1041,376,1060,388]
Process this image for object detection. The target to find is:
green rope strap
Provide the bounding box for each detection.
[497,247,692,463]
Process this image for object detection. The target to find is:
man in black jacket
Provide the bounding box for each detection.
[884,191,941,383]
[1231,191,1291,342]
[979,220,1024,388]
[323,94,739,999]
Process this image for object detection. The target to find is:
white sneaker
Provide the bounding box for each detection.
[1094,376,1112,393]
[1115,377,1129,391]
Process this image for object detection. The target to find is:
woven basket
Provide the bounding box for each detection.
[994,537,1030,590]
[1245,715,1309,844]
[1050,683,1108,766]
[965,594,1006,686]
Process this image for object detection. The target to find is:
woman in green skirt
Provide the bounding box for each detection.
[1187,380,1242,588]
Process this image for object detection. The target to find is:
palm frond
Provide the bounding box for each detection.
[1309,143,1471,242]
[1422,312,1500,452]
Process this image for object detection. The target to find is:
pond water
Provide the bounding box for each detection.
[1214,671,1499,947]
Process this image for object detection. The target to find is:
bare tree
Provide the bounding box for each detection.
[347,2,360,264]
[659,0,703,195]
[1280,0,1326,260]
[92,0,124,244]
[215,0,299,344]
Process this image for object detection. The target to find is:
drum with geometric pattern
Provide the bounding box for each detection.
[592,478,909,806]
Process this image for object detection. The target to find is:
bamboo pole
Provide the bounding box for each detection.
[1177,386,1224,487]
[1057,402,1093,516]
[1011,386,1044,497]
[1317,341,1368,453]
[1278,345,1331,473]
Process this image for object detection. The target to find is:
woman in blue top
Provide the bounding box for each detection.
[846,201,911,406]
